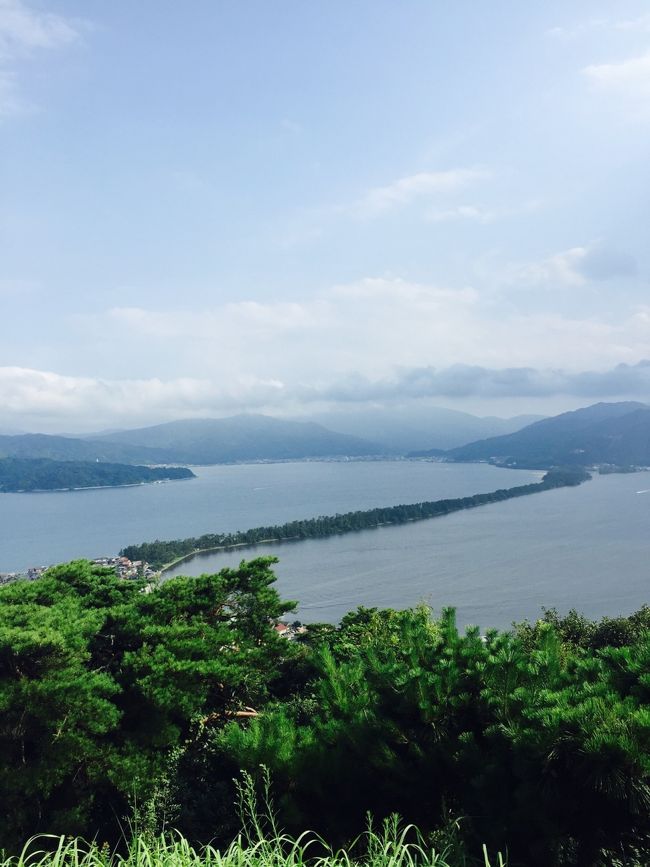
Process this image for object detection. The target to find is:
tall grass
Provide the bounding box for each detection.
[1,831,504,867]
[1,772,506,867]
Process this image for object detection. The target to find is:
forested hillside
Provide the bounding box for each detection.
[0,416,381,465]
[443,401,650,467]
[93,414,380,462]
[0,457,195,491]
[0,432,170,464]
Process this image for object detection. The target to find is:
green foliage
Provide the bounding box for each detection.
[4,554,650,865]
[216,606,650,865]
[0,771,494,865]
[0,458,194,492]
[0,824,481,867]
[515,604,650,650]
[0,558,296,851]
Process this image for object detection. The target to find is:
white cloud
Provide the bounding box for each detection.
[69,276,650,397]
[582,52,650,113]
[615,14,650,33]
[0,0,82,116]
[96,280,481,386]
[5,353,650,433]
[109,298,321,339]
[0,0,79,58]
[584,51,650,91]
[305,359,650,403]
[351,169,490,218]
[504,246,590,287]
[425,200,540,224]
[0,366,287,432]
[274,168,492,244]
[1,258,649,430]
[547,15,650,118]
[502,242,636,289]
[545,19,608,40]
[546,14,650,40]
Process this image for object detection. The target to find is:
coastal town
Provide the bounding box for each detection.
[0,555,158,586]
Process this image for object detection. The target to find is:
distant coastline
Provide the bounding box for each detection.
[2,476,195,494]
[0,457,195,493]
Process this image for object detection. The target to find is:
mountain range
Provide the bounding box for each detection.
[2,403,646,469]
[440,401,650,468]
[0,416,378,465]
[90,415,379,463]
[301,406,543,452]
[0,408,539,465]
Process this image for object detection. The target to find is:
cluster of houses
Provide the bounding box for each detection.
[90,556,158,580]
[273,620,308,640]
[0,556,157,586]
[0,565,46,585]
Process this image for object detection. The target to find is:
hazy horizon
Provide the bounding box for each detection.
[2,1,650,432]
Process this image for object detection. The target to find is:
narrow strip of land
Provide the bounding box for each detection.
[120,467,590,571]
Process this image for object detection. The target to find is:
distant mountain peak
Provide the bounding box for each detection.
[446,401,650,468]
[87,414,382,462]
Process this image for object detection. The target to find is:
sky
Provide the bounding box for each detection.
[1,0,650,432]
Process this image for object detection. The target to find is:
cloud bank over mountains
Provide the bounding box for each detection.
[4,264,650,431]
[3,360,650,434]
[304,361,650,403]
[70,273,650,381]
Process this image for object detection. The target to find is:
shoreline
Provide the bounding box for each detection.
[160,520,434,575]
[160,536,302,574]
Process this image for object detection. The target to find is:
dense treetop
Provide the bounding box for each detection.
[2,554,650,864]
[0,558,296,850]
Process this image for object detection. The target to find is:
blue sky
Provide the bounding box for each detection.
[1,0,650,431]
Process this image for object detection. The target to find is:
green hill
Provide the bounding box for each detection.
[93,414,381,462]
[0,457,195,492]
[443,401,650,467]
[0,416,381,465]
[0,433,170,464]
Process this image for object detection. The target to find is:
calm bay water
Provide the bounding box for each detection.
[0,461,537,572]
[2,462,648,631]
[165,469,650,630]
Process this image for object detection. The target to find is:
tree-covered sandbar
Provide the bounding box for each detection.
[122,467,589,570]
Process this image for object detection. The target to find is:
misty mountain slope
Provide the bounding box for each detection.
[445,402,650,467]
[303,406,544,452]
[0,433,170,464]
[92,414,381,462]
